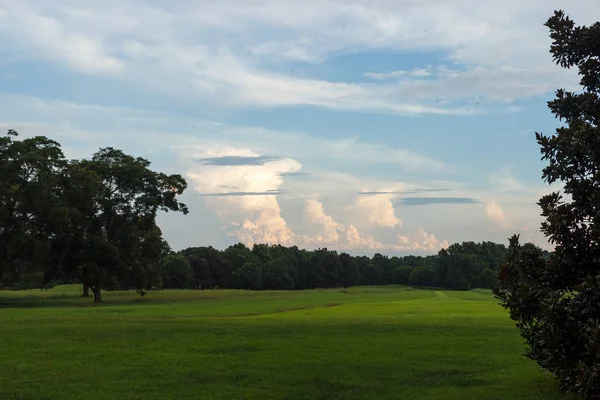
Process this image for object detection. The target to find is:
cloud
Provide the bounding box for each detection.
[199,190,287,197]
[398,197,480,206]
[305,199,344,244]
[410,68,432,77]
[185,146,301,247]
[0,93,449,187]
[304,199,447,252]
[485,199,509,227]
[198,155,282,166]
[364,70,408,79]
[365,68,432,80]
[278,171,311,177]
[185,142,448,252]
[357,188,453,195]
[396,227,449,252]
[1,0,595,115]
[491,167,526,192]
[350,190,403,228]
[3,2,123,75]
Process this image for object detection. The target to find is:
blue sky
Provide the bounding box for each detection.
[0,0,597,254]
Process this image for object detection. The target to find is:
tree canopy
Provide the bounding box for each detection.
[0,131,189,303]
[495,10,600,399]
[174,241,509,291]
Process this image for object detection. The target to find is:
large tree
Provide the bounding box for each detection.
[0,130,66,287]
[54,148,188,303]
[495,10,600,399]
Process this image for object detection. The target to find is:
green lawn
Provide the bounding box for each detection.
[0,285,572,400]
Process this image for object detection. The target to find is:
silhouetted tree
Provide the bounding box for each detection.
[495,10,600,399]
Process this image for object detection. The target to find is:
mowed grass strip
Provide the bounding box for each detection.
[0,286,573,400]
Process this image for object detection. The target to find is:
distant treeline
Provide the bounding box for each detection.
[156,240,542,291]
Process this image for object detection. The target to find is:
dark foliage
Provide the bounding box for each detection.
[176,241,508,291]
[0,131,188,302]
[495,10,600,399]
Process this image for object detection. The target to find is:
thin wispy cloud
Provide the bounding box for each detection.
[364,70,408,80]
[398,197,481,206]
[198,155,282,166]
[199,190,288,197]
[278,171,311,177]
[357,189,453,196]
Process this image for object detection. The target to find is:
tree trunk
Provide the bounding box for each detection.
[82,282,90,297]
[93,285,102,304]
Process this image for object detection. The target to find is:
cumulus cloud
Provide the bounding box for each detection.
[185,147,300,247]
[485,199,509,228]
[350,191,403,228]
[396,228,449,252]
[185,146,449,252]
[304,199,446,252]
[305,199,343,244]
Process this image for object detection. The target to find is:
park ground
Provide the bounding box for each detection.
[0,285,574,400]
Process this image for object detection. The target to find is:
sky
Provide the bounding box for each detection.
[0,0,597,255]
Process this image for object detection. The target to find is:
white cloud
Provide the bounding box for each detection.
[491,167,528,192]
[485,199,510,228]
[305,199,343,244]
[1,0,596,115]
[364,70,408,80]
[349,189,403,228]
[3,2,123,74]
[181,140,449,252]
[184,145,301,248]
[396,227,449,252]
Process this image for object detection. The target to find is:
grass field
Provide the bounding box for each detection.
[0,285,573,400]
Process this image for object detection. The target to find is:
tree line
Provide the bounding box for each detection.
[159,240,515,291]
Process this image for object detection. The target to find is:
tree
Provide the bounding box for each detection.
[0,131,66,287]
[55,148,188,303]
[189,255,211,289]
[340,252,360,288]
[361,263,380,285]
[393,266,414,285]
[262,257,294,290]
[477,268,497,289]
[160,255,193,289]
[408,266,435,287]
[232,262,262,290]
[495,10,600,399]
[321,250,342,288]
